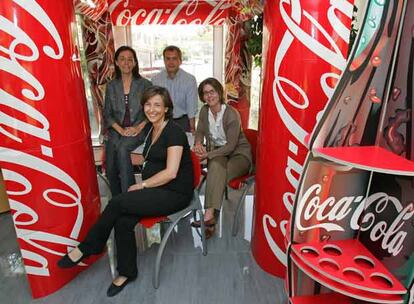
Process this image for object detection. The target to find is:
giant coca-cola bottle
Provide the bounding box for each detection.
[287,0,414,303]
[0,1,101,298]
[252,0,354,277]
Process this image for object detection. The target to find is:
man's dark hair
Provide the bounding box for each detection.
[162,45,182,61]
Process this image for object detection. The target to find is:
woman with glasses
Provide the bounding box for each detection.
[192,78,252,238]
[104,46,152,196]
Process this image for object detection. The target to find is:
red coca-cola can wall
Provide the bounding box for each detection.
[0,1,100,298]
[252,0,354,277]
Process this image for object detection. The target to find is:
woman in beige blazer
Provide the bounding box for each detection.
[193,78,252,238]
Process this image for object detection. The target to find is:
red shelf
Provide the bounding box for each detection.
[291,239,406,295]
[290,293,351,304]
[314,146,414,176]
[291,253,404,304]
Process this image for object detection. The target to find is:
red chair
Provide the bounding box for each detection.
[139,151,207,288]
[228,129,258,236]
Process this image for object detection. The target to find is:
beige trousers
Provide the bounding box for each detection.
[204,154,251,211]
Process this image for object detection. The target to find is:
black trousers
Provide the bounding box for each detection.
[105,131,143,196]
[79,188,191,278]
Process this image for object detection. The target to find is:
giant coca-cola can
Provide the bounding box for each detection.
[252,0,354,277]
[0,1,100,298]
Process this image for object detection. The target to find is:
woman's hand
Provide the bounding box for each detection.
[193,142,206,155]
[198,151,208,160]
[124,122,145,137]
[112,123,128,136]
[124,127,138,137]
[193,142,208,160]
[128,181,144,192]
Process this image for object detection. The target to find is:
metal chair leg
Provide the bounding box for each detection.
[153,215,183,289]
[231,183,252,237]
[199,175,207,191]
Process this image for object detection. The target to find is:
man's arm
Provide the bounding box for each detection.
[186,75,198,134]
[189,117,196,134]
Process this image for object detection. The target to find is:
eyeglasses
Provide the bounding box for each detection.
[203,89,217,97]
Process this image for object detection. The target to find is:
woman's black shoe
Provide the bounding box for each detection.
[57,252,86,269]
[106,277,136,297]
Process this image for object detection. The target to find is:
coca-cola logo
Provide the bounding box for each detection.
[273,0,351,146]
[262,0,353,266]
[108,0,231,25]
[296,183,414,256]
[0,1,83,276]
[74,0,108,21]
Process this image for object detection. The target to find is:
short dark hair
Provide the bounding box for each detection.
[162,45,182,61]
[141,86,174,120]
[198,78,225,104]
[114,46,141,79]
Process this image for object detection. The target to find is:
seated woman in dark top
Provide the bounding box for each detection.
[58,86,193,297]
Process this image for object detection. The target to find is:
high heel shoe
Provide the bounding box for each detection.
[57,250,87,269]
[107,276,137,297]
[190,217,216,228]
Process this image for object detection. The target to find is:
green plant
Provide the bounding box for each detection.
[246,13,263,68]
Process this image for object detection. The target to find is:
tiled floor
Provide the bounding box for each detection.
[0,183,287,304]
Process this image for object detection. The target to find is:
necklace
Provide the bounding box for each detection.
[122,76,132,94]
[142,120,168,169]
